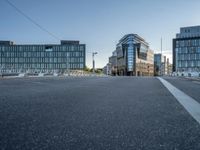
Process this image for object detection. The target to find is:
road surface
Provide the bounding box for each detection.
[0,76,200,150]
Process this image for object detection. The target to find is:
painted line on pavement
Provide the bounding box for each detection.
[157,77,200,124]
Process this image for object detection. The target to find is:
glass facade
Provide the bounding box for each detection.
[127,43,134,71]
[173,38,200,72]
[0,41,86,73]
[116,34,154,76]
[173,26,200,72]
[154,54,162,75]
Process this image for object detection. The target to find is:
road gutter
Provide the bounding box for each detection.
[157,77,200,125]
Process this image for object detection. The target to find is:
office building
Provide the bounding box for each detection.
[115,34,154,76]
[167,58,173,75]
[109,51,117,75]
[103,63,112,75]
[154,54,163,76]
[154,54,172,76]
[0,40,86,73]
[173,26,200,72]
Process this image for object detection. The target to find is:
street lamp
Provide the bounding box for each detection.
[92,52,98,74]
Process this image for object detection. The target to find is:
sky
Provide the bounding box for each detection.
[1,0,200,68]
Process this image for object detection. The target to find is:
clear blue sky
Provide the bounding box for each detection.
[1,0,200,68]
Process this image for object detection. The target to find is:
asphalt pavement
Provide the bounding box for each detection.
[0,76,200,150]
[163,76,200,103]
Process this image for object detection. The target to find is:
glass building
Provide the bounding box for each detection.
[154,54,172,76]
[0,40,86,73]
[116,34,154,76]
[154,54,163,76]
[173,26,200,72]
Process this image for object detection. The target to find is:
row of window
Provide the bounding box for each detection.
[0,51,84,57]
[176,47,200,54]
[176,39,200,47]
[0,45,85,51]
[177,60,200,68]
[0,57,84,63]
[177,53,200,61]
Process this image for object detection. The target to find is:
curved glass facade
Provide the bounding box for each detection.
[116,34,154,76]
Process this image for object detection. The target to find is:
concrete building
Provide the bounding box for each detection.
[167,58,173,75]
[173,26,200,73]
[103,63,111,75]
[0,40,86,73]
[115,34,154,76]
[109,51,117,75]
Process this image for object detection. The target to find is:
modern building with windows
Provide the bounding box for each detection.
[154,54,163,76]
[173,26,200,73]
[103,63,112,75]
[109,51,117,75]
[115,34,154,76]
[154,53,172,76]
[0,40,86,73]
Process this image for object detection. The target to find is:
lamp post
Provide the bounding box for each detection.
[92,52,98,74]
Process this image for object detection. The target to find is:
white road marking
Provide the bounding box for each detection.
[158,77,200,124]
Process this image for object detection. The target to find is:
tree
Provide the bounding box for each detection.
[83,66,91,72]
